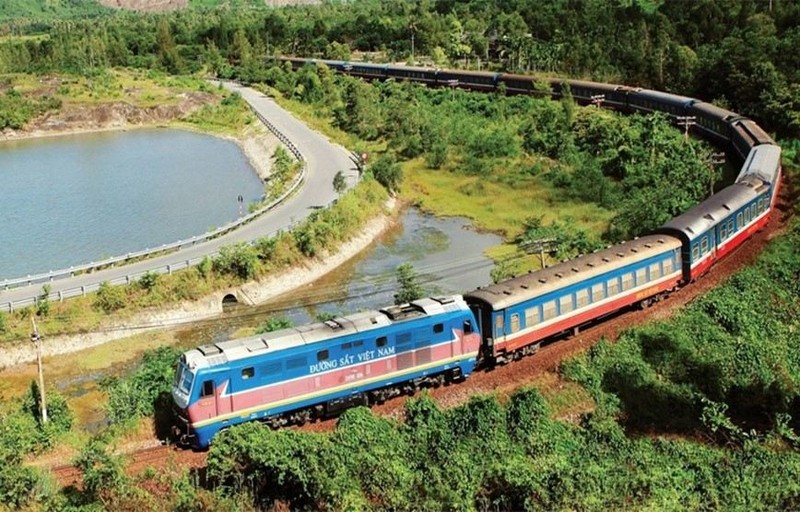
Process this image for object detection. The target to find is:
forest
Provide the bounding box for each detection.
[0,0,798,138]
[0,0,798,510]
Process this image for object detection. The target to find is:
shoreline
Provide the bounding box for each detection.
[0,116,397,368]
[0,197,398,368]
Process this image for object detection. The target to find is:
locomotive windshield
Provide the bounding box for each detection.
[175,362,194,396]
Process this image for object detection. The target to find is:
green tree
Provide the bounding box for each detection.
[369,153,403,193]
[394,263,424,305]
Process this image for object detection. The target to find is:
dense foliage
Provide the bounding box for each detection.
[0,0,797,136]
[267,63,713,243]
[0,86,60,129]
[204,219,800,510]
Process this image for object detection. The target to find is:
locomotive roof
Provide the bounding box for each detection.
[464,234,681,311]
[183,296,468,370]
[737,144,781,184]
[657,178,768,242]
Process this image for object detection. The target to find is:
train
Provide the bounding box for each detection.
[171,58,782,449]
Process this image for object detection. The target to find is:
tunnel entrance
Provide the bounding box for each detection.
[222,293,239,310]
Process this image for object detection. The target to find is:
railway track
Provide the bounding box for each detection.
[44,176,793,486]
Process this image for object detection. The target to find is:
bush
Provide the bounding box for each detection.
[213,243,259,280]
[94,281,126,313]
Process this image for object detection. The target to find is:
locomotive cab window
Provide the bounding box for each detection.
[241,367,254,380]
[463,320,474,333]
[201,380,214,398]
[317,350,329,362]
[433,323,444,334]
[376,336,388,347]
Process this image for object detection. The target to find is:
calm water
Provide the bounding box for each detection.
[0,129,264,279]
[181,208,503,346]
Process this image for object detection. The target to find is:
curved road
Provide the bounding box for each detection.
[0,82,356,311]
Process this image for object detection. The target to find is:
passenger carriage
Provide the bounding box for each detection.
[736,144,782,207]
[436,69,499,92]
[730,118,775,161]
[688,101,742,146]
[172,296,480,448]
[464,235,682,364]
[656,178,772,282]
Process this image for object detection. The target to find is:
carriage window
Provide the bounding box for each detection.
[663,258,673,274]
[433,323,444,334]
[622,273,634,291]
[376,336,387,347]
[559,295,574,314]
[543,301,557,321]
[525,306,540,326]
[591,283,605,301]
[576,289,590,308]
[241,367,254,380]
[728,219,735,233]
[635,268,647,285]
[701,238,709,254]
[720,223,727,241]
[649,263,661,280]
[201,380,214,398]
[607,278,620,296]
[495,315,504,333]
[745,208,751,223]
[316,350,329,362]
[692,245,700,260]
[510,314,520,333]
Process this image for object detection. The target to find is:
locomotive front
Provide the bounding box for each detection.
[171,351,201,446]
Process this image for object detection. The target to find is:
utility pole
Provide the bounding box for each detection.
[676,116,696,142]
[31,317,47,424]
[707,152,726,196]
